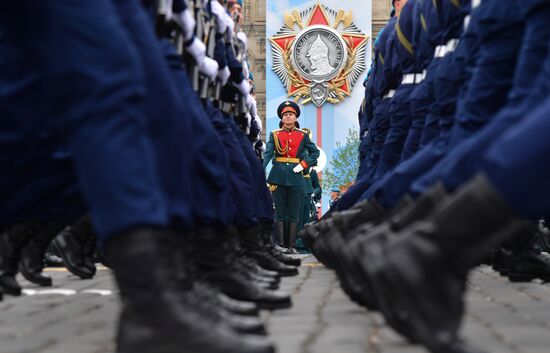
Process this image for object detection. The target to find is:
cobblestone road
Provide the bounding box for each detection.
[2,257,550,353]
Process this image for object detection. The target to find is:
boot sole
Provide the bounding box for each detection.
[52,241,94,279]
[508,272,550,283]
[257,299,292,311]
[20,268,52,287]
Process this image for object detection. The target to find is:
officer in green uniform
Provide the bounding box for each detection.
[264,101,320,252]
[298,128,322,233]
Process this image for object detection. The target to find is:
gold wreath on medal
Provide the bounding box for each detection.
[269,3,369,107]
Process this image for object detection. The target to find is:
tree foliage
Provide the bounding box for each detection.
[321,128,360,196]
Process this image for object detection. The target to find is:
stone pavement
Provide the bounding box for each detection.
[2,257,550,353]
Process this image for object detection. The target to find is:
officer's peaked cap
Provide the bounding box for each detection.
[277,101,301,119]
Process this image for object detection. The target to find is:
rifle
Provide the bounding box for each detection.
[199,1,217,100]
[230,11,249,116]
[190,0,204,91]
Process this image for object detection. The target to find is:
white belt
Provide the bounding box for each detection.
[383,89,396,99]
[402,72,426,85]
[446,38,459,54]
[434,45,447,58]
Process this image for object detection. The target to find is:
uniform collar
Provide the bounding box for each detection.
[283,126,296,132]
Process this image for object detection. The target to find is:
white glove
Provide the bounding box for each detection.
[199,57,220,81]
[186,37,206,64]
[218,66,231,85]
[236,31,248,52]
[233,79,251,96]
[242,60,250,83]
[174,8,196,41]
[315,202,322,209]
[160,0,174,20]
[210,1,228,34]
[244,112,252,135]
[246,94,256,113]
[259,142,266,153]
[226,14,235,39]
[293,164,304,173]
[253,114,262,132]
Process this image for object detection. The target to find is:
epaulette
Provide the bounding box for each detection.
[272,129,283,133]
[295,129,307,134]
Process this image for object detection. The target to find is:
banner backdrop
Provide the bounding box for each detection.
[266,0,372,211]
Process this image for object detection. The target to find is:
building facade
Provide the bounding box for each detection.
[245,0,390,136]
[242,0,267,137]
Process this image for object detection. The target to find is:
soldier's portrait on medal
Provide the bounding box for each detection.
[293,29,344,80]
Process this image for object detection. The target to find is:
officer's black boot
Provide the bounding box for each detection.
[368,175,525,353]
[275,221,285,248]
[19,223,66,287]
[52,217,96,279]
[240,226,298,277]
[505,224,550,282]
[287,222,299,254]
[260,222,301,266]
[107,227,274,353]
[195,228,292,310]
[0,222,42,296]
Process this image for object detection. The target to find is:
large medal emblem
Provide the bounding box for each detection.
[270,3,369,107]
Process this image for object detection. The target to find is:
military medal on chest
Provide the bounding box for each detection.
[269,2,369,107]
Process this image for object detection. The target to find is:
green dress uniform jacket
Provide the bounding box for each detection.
[263,127,320,186]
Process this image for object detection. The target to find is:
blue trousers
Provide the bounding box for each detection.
[0,0,169,240]
[484,97,550,220]
[401,80,428,162]
[114,0,195,229]
[374,84,417,179]
[236,132,275,224]
[363,98,391,181]
[411,7,550,196]
[419,58,443,147]
[450,1,524,146]
[228,114,263,228]
[163,42,234,228]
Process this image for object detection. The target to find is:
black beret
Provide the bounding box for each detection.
[277,100,301,119]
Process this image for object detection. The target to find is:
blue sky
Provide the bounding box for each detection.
[265,0,372,208]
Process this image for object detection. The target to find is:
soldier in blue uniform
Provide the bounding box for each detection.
[0,1,281,352]
[305,1,550,351]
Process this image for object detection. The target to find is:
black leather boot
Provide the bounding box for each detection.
[171,233,268,336]
[287,222,299,254]
[240,226,298,277]
[333,184,449,304]
[506,226,550,282]
[275,221,285,248]
[312,199,387,265]
[107,227,275,353]
[368,175,525,353]
[19,223,66,287]
[195,228,292,310]
[80,215,98,274]
[51,218,96,279]
[0,221,42,296]
[195,281,260,317]
[260,222,301,266]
